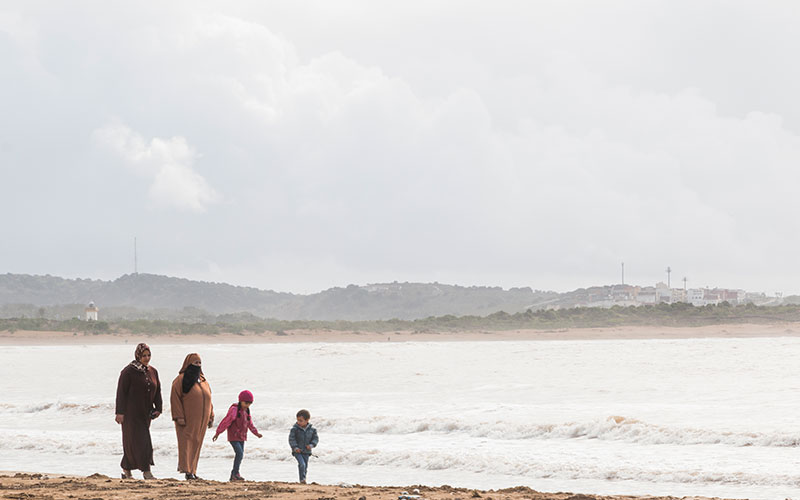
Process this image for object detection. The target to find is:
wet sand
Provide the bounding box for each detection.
[0,473,737,500]
[1,322,799,345]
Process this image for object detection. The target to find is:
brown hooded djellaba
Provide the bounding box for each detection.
[170,353,214,476]
[115,343,163,472]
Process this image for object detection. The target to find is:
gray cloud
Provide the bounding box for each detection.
[1,1,799,295]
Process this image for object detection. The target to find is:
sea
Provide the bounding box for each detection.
[1,337,799,499]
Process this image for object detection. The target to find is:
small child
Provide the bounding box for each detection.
[288,409,319,483]
[213,390,263,481]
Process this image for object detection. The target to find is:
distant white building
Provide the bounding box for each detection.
[688,289,706,306]
[713,288,746,304]
[655,282,672,303]
[637,293,656,305]
[637,286,657,305]
[85,301,99,321]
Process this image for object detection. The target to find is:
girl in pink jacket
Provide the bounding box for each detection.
[212,390,262,481]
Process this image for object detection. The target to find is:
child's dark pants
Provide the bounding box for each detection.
[294,453,310,482]
[230,441,245,475]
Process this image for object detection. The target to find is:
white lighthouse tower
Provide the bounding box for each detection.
[85,301,99,321]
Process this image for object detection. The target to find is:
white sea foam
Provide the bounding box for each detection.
[3,430,800,489]
[7,402,800,448]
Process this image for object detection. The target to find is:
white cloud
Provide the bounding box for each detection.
[93,122,220,213]
[86,9,800,291]
[6,3,800,293]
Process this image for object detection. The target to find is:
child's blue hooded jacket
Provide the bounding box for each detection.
[289,423,319,456]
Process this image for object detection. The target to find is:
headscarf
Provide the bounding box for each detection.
[179,353,203,393]
[130,343,151,373]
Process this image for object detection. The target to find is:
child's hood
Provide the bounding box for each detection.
[228,403,249,418]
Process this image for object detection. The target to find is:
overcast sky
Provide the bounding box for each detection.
[2,1,800,294]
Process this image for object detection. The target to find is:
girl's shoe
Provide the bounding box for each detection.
[121,469,133,479]
[142,471,156,480]
[229,473,244,481]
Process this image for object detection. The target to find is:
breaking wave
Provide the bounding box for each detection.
[2,432,800,489]
[4,401,799,448]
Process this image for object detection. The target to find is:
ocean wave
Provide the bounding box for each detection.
[2,433,800,489]
[294,414,800,448]
[301,448,800,488]
[4,401,800,448]
[10,402,116,414]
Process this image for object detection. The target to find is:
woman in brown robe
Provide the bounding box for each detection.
[170,353,214,480]
[115,343,163,480]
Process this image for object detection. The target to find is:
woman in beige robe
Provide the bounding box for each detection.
[170,353,214,480]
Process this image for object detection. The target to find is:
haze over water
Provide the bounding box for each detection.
[1,337,798,499]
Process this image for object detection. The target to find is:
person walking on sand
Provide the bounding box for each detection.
[289,409,318,484]
[170,353,214,480]
[212,390,263,481]
[115,342,163,480]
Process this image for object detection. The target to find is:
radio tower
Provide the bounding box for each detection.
[666,267,672,288]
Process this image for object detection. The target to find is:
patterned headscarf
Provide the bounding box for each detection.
[135,343,151,362]
[130,343,151,373]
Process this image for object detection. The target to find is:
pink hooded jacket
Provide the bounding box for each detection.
[215,404,259,442]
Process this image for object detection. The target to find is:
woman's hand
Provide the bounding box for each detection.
[176,418,186,426]
[115,414,124,425]
[256,432,263,438]
[151,411,161,419]
[212,434,219,442]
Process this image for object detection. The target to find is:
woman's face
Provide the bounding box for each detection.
[140,351,151,366]
[192,359,201,367]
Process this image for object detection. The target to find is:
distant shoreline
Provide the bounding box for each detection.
[1,322,799,345]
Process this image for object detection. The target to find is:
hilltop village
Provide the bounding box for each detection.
[548,283,775,309]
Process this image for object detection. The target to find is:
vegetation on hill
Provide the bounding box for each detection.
[3,301,800,335]
[0,273,556,320]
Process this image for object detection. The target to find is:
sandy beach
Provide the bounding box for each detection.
[1,322,799,345]
[0,472,735,500]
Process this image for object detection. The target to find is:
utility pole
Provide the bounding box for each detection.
[134,237,138,275]
[666,267,672,288]
[621,262,625,285]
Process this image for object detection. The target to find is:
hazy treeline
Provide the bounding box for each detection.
[4,302,800,335]
[0,273,554,320]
